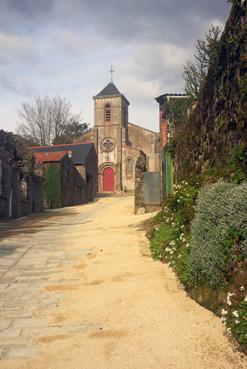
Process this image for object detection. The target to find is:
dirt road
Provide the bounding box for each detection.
[0,196,246,369]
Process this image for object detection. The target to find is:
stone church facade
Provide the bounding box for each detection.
[77,82,160,192]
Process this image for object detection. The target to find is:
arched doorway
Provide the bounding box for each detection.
[102,167,115,192]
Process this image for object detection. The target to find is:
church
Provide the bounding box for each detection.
[77,81,160,192]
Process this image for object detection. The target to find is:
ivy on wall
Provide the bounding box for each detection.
[44,164,61,208]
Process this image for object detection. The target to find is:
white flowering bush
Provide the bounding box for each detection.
[189,181,247,287]
[150,223,180,261]
[220,288,247,350]
[150,181,199,283]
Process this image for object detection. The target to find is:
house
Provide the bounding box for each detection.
[155,93,188,200]
[31,142,98,207]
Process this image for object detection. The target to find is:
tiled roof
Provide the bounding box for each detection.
[33,151,67,164]
[155,93,188,104]
[31,143,94,164]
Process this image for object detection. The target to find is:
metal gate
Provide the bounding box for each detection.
[144,172,160,205]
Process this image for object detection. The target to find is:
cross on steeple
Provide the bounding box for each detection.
[109,64,114,82]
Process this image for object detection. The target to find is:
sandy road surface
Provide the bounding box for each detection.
[0,195,246,369]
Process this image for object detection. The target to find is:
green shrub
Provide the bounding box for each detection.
[150,223,180,261]
[165,181,199,227]
[231,300,247,346]
[174,246,192,286]
[189,181,247,288]
[44,164,62,209]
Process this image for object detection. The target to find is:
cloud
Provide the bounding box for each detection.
[0,71,36,96]
[7,0,53,17]
[50,29,104,56]
[0,0,230,45]
[51,0,230,46]
[0,33,40,65]
[0,0,231,132]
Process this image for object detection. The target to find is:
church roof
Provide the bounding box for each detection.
[95,82,121,97]
[94,82,129,105]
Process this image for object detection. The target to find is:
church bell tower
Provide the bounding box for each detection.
[93,81,129,192]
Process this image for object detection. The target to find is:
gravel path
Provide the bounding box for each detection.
[0,196,246,369]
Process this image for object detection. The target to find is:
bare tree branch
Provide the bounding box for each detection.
[17,96,87,145]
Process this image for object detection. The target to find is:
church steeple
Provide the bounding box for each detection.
[95,82,121,98]
[93,80,129,132]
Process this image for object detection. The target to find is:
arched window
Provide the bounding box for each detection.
[104,103,111,122]
[126,157,133,176]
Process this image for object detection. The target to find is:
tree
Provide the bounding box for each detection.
[183,25,222,99]
[53,120,89,144]
[17,96,88,146]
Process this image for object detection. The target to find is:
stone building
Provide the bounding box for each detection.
[31,142,98,204]
[77,82,160,192]
[155,93,188,199]
[0,130,43,219]
[33,153,88,208]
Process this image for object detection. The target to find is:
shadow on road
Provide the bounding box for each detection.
[0,208,78,242]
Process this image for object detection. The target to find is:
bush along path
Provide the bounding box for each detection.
[149,179,247,353]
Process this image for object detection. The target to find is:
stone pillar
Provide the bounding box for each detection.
[134,154,147,214]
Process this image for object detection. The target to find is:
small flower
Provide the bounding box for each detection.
[171,222,176,228]
[244,295,247,302]
[170,240,176,246]
[226,292,235,306]
[177,199,180,203]
[232,311,239,318]
[235,320,240,324]
[220,317,226,324]
[221,309,228,316]
[226,328,231,334]
[240,286,245,291]
[186,243,190,248]
[180,225,184,230]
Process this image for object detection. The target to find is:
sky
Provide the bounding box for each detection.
[0,0,231,134]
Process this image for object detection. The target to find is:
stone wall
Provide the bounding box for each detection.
[60,156,88,207]
[127,123,160,172]
[176,1,247,178]
[84,146,98,201]
[0,130,43,219]
[122,146,142,191]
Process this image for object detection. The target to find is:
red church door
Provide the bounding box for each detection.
[102,167,115,192]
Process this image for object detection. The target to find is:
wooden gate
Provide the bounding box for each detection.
[102,167,115,192]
